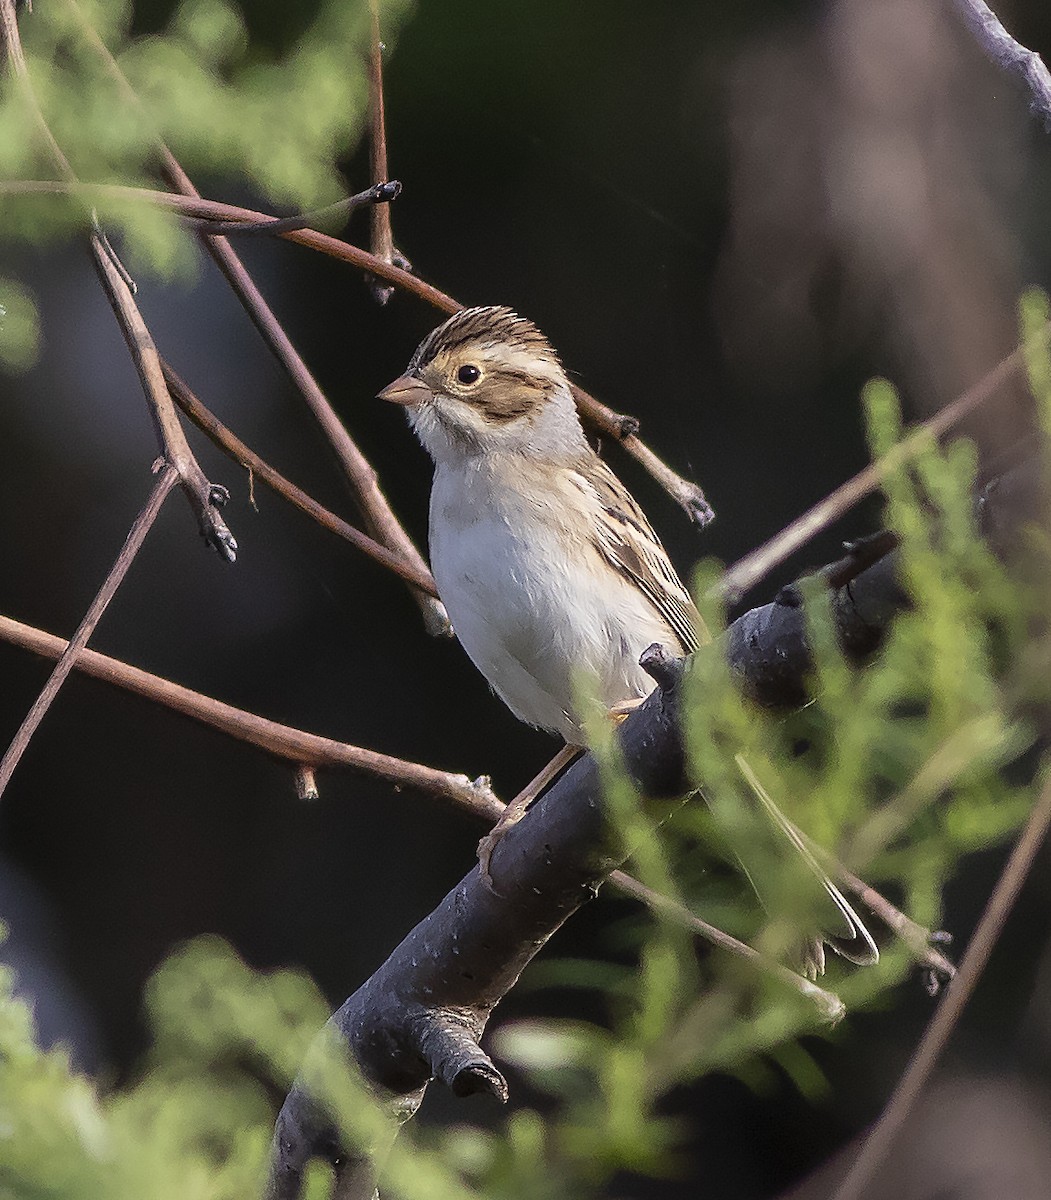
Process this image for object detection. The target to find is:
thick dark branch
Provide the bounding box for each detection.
[267,657,690,1200]
[953,0,1051,131]
[725,552,906,708]
[0,600,846,1018]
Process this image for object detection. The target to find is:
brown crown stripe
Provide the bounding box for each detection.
[414,306,560,370]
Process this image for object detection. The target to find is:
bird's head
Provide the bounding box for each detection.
[378,306,585,463]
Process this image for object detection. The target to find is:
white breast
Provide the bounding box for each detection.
[429,459,677,743]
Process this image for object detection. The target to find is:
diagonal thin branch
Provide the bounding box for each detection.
[607,869,843,1019]
[0,612,497,817]
[0,464,178,801]
[826,770,1051,1200]
[952,0,1051,131]
[714,324,1050,605]
[93,236,238,560]
[161,362,440,596]
[0,4,236,561]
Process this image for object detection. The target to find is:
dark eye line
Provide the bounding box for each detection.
[457,363,481,385]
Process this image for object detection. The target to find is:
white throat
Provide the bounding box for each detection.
[407,379,589,469]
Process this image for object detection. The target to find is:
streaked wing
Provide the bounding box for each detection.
[570,451,704,655]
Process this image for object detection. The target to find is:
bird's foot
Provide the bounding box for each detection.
[608,697,645,724]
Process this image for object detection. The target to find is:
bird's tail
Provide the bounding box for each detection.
[725,754,878,979]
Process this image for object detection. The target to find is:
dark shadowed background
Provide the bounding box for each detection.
[3,1,1051,1196]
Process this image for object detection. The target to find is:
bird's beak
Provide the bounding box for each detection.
[377,373,432,407]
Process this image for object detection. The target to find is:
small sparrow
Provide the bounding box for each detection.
[379,306,876,973]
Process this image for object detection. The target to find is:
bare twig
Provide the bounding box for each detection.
[93,237,238,560]
[161,362,440,596]
[827,771,1051,1200]
[191,180,401,238]
[61,6,452,636]
[571,383,714,527]
[0,612,498,817]
[715,326,1050,604]
[835,864,956,989]
[608,870,844,1021]
[795,822,956,986]
[365,0,403,305]
[0,464,178,801]
[952,0,1051,131]
[0,6,237,561]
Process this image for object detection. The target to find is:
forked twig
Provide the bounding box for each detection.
[0,3,237,562]
[0,464,178,801]
[161,362,440,596]
[93,238,238,560]
[827,772,1051,1200]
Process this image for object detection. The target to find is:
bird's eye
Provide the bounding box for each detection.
[456,364,481,385]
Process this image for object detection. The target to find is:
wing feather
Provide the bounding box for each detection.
[570,452,705,655]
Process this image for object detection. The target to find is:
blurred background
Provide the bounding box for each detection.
[3,0,1051,1196]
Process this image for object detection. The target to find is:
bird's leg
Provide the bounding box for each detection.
[478,698,647,892]
[478,742,583,892]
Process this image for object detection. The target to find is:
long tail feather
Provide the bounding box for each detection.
[733,755,879,970]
